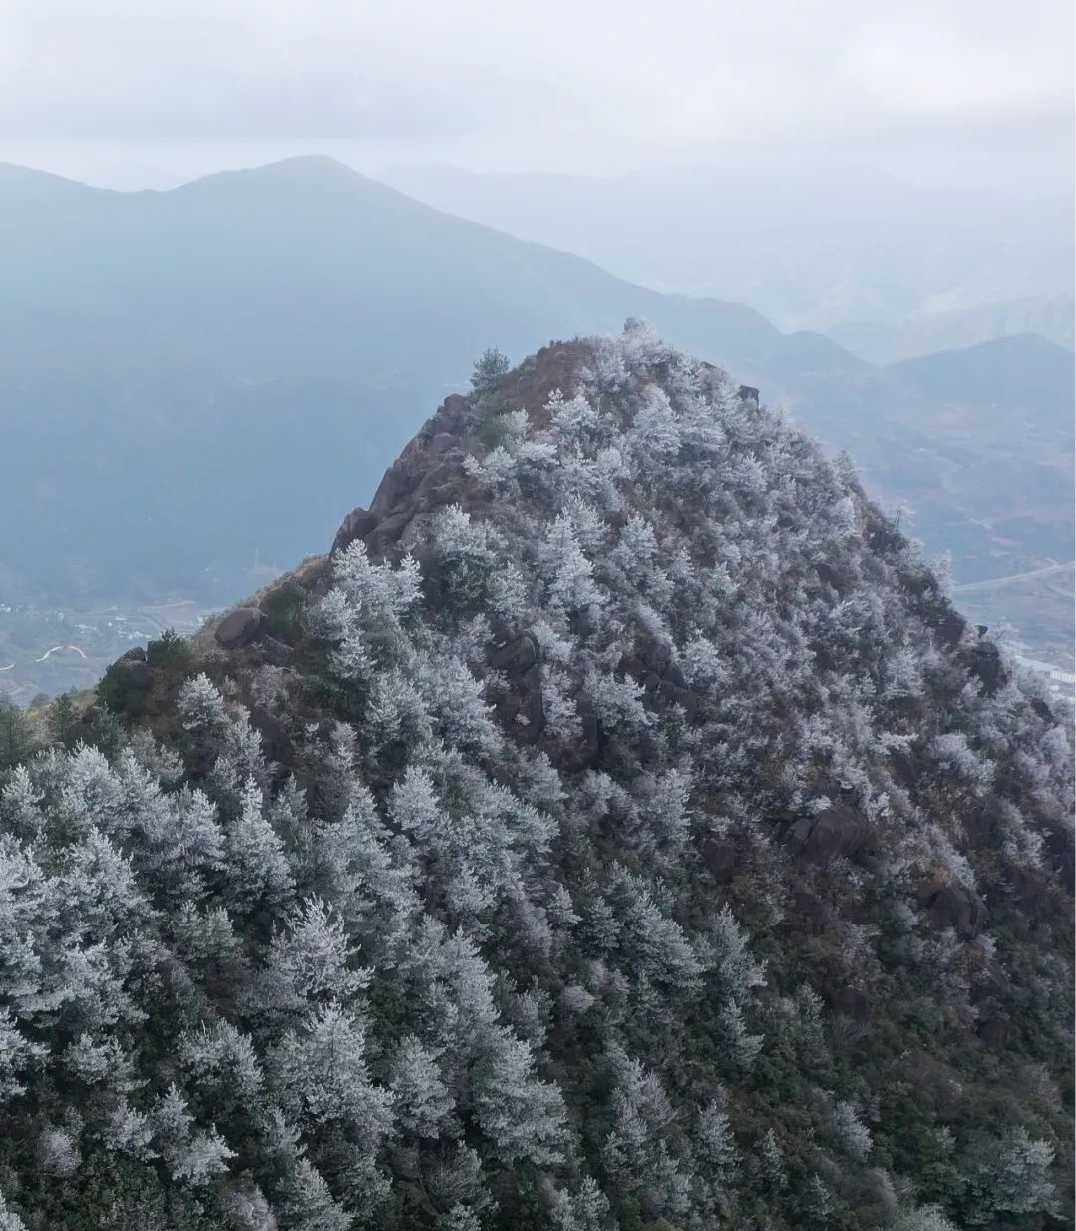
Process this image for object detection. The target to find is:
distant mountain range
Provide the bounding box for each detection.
[0,157,1071,623]
[0,156,856,607]
[383,160,1075,356]
[832,293,1075,364]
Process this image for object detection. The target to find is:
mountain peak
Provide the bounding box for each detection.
[8,327,1073,1228]
[171,152,389,198]
[190,153,362,185]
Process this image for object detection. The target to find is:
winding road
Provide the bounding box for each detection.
[953,561,1076,594]
[34,644,88,662]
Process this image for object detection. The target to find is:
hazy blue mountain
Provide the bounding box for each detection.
[383,159,1075,344]
[2,156,1073,684]
[801,331,1075,565]
[833,294,1076,364]
[0,156,859,608]
[887,332,1075,412]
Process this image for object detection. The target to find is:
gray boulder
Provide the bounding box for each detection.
[215,607,266,650]
[332,506,378,554]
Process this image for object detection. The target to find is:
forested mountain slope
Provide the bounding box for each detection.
[0,329,1071,1231]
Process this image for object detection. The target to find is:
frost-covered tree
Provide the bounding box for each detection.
[151,1084,236,1185]
[0,328,1070,1231]
[225,778,293,912]
[250,897,368,1022]
[0,1190,27,1231]
[833,1098,872,1162]
[963,1127,1056,1224]
[390,1035,455,1138]
[892,1207,960,1231]
[271,1002,392,1144]
[472,1031,567,1166]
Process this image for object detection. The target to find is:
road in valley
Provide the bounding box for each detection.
[953,562,1075,594]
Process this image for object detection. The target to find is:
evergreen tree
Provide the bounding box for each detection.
[470,347,510,398]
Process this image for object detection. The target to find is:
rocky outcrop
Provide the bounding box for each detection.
[831,986,872,1023]
[114,656,152,690]
[214,606,266,650]
[563,686,600,772]
[331,506,378,555]
[327,345,603,570]
[960,639,1005,696]
[488,631,540,676]
[698,835,739,884]
[327,395,484,562]
[487,630,545,744]
[925,882,987,939]
[789,801,873,865]
[620,634,699,717]
[248,704,293,768]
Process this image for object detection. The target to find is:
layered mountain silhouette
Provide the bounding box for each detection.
[0,156,845,605]
[0,157,1070,613]
[384,160,1075,348]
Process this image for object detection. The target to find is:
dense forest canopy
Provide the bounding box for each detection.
[0,326,1071,1230]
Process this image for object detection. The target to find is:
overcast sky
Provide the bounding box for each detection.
[0,0,1072,190]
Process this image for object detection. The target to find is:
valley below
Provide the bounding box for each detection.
[0,597,218,703]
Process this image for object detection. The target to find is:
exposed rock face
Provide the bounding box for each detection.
[815,561,846,592]
[331,506,378,555]
[119,658,152,689]
[257,635,295,667]
[488,631,540,676]
[248,704,293,767]
[831,986,872,1023]
[326,345,598,572]
[428,432,458,455]
[328,393,487,563]
[214,606,266,649]
[699,835,739,884]
[960,639,1005,696]
[789,801,873,865]
[977,1013,1009,1049]
[926,882,987,939]
[563,686,599,771]
[620,634,699,717]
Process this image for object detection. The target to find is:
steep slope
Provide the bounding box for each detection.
[0,329,1071,1231]
[0,156,847,609]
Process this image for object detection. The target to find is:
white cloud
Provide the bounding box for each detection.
[0,0,1070,184]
